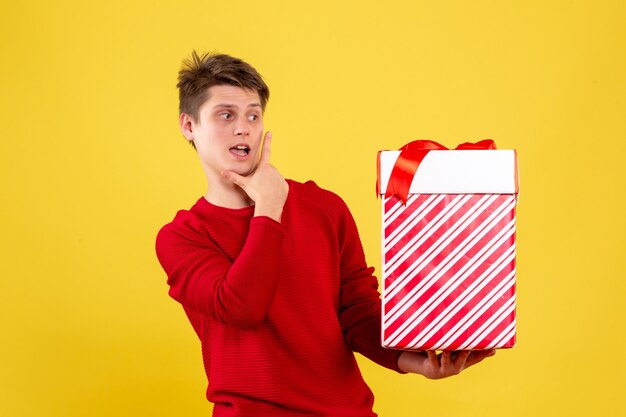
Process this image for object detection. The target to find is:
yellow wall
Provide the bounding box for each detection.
[1,1,624,416]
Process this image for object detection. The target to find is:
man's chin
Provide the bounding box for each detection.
[225,165,257,178]
[241,163,259,177]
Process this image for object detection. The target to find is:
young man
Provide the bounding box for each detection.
[155,51,495,417]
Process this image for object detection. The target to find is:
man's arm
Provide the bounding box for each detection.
[156,216,285,329]
[156,132,289,329]
[335,198,405,372]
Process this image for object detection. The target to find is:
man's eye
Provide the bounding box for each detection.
[219,113,232,120]
[248,114,259,121]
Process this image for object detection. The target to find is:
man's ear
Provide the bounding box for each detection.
[179,113,195,143]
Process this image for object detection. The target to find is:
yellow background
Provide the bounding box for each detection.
[1,0,624,416]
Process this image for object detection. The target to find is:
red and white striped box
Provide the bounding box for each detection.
[378,148,519,350]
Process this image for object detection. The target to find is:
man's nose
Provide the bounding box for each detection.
[233,118,250,136]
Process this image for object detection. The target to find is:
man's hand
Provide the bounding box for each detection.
[221,131,289,222]
[397,349,495,379]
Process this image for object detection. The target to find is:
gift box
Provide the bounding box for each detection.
[378,140,519,350]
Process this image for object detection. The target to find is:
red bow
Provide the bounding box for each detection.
[378,139,497,204]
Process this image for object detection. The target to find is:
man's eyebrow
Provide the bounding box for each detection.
[212,103,262,109]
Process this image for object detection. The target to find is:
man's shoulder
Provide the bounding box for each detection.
[156,198,207,241]
[287,179,349,216]
[288,179,343,201]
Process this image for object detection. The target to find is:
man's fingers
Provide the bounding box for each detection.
[464,349,496,369]
[259,131,272,164]
[441,351,452,368]
[221,170,247,189]
[426,350,438,364]
[453,350,471,368]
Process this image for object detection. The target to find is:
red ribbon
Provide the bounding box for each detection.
[378,139,497,204]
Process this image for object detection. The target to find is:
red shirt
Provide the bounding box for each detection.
[156,180,402,417]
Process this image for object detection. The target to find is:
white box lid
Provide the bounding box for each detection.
[378,150,518,194]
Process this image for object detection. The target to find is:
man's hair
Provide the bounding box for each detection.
[177,51,270,123]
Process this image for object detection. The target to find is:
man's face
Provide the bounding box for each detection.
[184,85,264,182]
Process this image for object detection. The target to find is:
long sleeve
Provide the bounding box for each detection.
[335,199,405,373]
[156,214,285,329]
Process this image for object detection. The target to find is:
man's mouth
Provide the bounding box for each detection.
[229,144,250,157]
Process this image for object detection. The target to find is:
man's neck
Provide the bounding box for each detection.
[204,178,254,209]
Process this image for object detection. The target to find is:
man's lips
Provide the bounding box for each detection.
[229,144,251,158]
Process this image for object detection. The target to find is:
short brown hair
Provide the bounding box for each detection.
[177,51,270,123]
